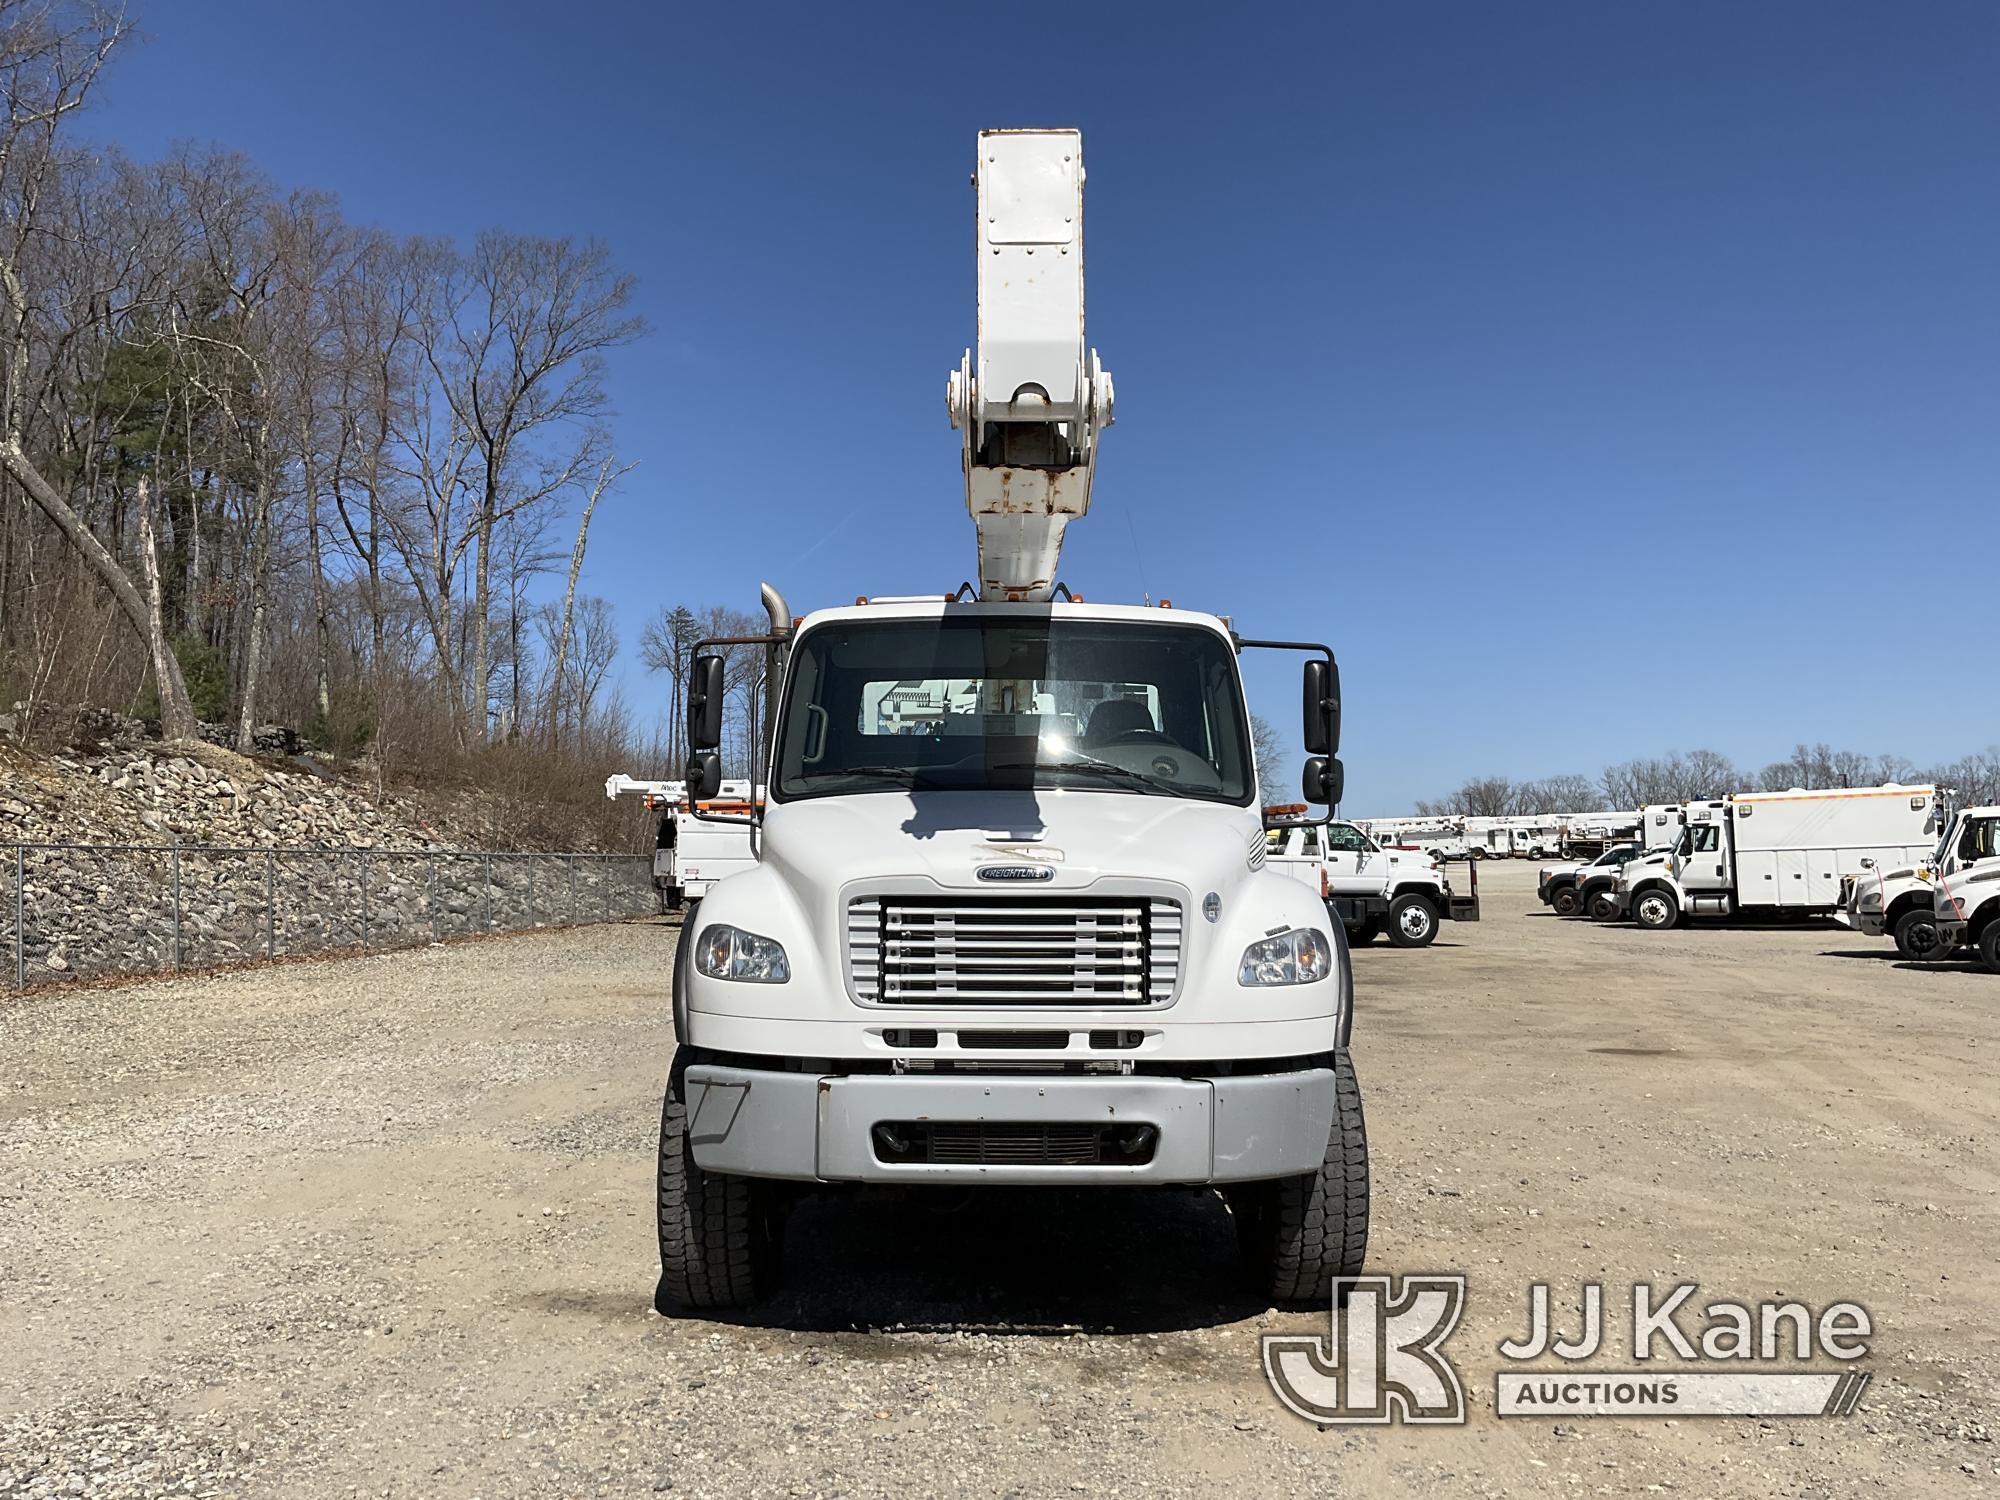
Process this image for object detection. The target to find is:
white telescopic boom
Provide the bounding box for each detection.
[945,129,1116,602]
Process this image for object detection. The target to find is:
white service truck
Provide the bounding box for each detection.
[605,775,760,912]
[1924,805,2000,972]
[1838,801,1999,960]
[1264,815,1478,946]
[656,130,1367,1312]
[1613,785,1937,930]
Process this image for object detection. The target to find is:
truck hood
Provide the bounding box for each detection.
[758,789,1264,900]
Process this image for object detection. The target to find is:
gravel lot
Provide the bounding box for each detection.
[3,862,1995,1497]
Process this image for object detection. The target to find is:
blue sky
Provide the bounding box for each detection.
[80,1,1998,812]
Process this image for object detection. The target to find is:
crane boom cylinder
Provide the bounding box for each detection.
[946,128,1115,602]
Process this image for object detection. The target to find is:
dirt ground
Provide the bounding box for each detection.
[2,861,1995,1497]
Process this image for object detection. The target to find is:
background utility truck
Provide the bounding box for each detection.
[1265,813,1477,946]
[605,775,759,913]
[657,129,1367,1312]
[1615,785,1936,931]
[1840,801,1999,961]
[1923,806,2000,972]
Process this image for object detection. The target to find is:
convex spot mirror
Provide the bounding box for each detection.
[1302,755,1344,806]
[687,750,722,801]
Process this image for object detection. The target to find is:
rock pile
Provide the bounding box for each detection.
[1,737,653,990]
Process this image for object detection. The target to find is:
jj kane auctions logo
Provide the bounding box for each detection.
[1264,1277,1872,1424]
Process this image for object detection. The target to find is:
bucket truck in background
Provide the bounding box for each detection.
[655,130,1367,1313]
[604,774,759,913]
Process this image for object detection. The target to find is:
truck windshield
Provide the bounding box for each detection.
[772,615,1254,805]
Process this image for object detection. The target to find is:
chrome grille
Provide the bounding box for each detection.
[848,895,1181,1005]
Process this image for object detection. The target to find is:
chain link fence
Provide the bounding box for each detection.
[4,843,658,991]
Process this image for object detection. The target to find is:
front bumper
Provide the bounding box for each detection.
[682,1062,1336,1186]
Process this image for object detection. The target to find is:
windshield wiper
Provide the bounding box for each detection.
[796,764,922,784]
[993,760,1193,798]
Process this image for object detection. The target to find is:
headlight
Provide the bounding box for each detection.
[694,924,790,982]
[1238,928,1332,987]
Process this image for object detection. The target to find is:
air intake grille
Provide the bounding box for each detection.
[848,896,1181,1006]
[873,1121,1158,1167]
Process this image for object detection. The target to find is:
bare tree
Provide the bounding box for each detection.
[545,455,628,749]
[1249,712,1285,800]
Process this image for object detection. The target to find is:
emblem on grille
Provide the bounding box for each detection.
[976,864,1056,882]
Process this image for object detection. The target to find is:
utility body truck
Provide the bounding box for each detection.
[656,131,1366,1312]
[1613,785,1936,930]
[1263,812,1477,947]
[1901,804,2000,970]
[605,775,759,912]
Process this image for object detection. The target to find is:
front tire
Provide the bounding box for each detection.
[1893,907,1945,962]
[1387,893,1439,948]
[1588,890,1619,922]
[1236,1050,1369,1307]
[1551,885,1581,917]
[1632,887,1679,931]
[1979,924,2000,975]
[656,1050,785,1312]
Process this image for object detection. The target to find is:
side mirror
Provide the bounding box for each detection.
[1858,857,1875,870]
[1302,755,1343,806]
[687,750,722,801]
[688,653,726,751]
[1302,659,1340,756]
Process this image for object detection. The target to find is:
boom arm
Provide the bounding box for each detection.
[945,129,1116,601]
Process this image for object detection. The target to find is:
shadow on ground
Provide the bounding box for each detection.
[675,1184,1270,1336]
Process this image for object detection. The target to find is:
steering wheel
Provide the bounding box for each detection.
[1103,727,1177,747]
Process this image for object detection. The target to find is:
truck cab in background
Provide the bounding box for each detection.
[1539,843,1639,916]
[1927,807,2000,972]
[1265,814,1475,947]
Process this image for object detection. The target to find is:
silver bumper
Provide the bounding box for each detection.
[683,1063,1336,1186]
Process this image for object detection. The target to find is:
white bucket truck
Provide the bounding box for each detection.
[1614,785,1936,930]
[605,775,760,912]
[656,131,1367,1312]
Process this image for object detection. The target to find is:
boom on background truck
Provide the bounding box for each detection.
[655,130,1368,1312]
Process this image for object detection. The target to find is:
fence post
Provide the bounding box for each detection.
[13,845,23,990]
[528,858,536,928]
[429,854,438,943]
[265,850,276,960]
[483,853,493,932]
[171,844,183,972]
[360,849,371,949]
[602,856,610,923]
[568,857,576,926]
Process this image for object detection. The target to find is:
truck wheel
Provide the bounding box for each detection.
[1387,893,1438,948]
[1588,890,1619,922]
[1349,918,1381,945]
[1893,908,1945,962]
[1236,1049,1369,1308]
[1631,888,1679,931]
[655,1050,785,1312]
[1551,886,1581,917]
[1979,924,2000,975]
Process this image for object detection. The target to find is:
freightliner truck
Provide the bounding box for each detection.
[656,131,1366,1311]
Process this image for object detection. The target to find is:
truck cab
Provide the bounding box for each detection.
[1929,806,2000,972]
[1836,801,1997,959]
[660,599,1367,1311]
[1264,815,1471,946]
